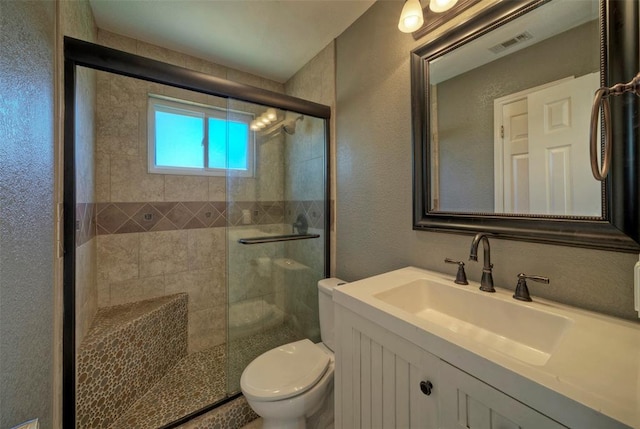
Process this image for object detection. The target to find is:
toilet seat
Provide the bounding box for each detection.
[241,339,330,402]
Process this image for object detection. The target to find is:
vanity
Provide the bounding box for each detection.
[333,267,640,429]
[331,0,640,426]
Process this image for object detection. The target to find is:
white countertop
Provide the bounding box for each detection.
[333,266,640,429]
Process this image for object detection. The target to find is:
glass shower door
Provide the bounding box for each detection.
[225,99,327,394]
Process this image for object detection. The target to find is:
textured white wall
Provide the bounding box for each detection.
[335,1,639,321]
[0,1,55,427]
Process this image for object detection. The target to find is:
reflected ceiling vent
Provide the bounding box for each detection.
[489,31,534,54]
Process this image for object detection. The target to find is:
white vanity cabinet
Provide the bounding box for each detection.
[335,305,440,428]
[437,361,565,429]
[333,267,639,429]
[335,305,566,429]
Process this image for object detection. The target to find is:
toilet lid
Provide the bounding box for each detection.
[241,339,330,401]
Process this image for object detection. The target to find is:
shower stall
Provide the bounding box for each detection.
[64,38,329,428]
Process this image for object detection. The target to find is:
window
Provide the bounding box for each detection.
[148,95,254,176]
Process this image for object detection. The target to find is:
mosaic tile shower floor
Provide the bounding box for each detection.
[110,345,226,428]
[107,322,302,429]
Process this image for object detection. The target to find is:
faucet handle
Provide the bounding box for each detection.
[513,273,550,302]
[444,258,469,285]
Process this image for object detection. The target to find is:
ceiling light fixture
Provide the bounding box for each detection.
[429,0,458,13]
[398,0,424,33]
[259,114,271,125]
[251,108,281,133]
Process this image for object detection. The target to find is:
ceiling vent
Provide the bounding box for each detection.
[489,31,534,54]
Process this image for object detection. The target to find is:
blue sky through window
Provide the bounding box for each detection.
[155,110,204,168]
[208,118,249,170]
[151,97,253,176]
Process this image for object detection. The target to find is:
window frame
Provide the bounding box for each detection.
[147,94,255,177]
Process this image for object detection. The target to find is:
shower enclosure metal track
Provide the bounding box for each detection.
[238,234,320,245]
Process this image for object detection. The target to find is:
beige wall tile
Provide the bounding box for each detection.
[184,55,227,78]
[97,29,137,52]
[75,239,97,350]
[309,117,326,160]
[136,40,187,67]
[187,228,214,270]
[208,177,226,201]
[97,278,110,307]
[165,175,209,202]
[110,155,164,202]
[211,228,226,274]
[256,140,284,202]
[95,152,110,202]
[226,69,284,94]
[60,0,96,41]
[261,79,286,94]
[97,233,140,284]
[139,230,189,277]
[165,269,225,312]
[206,94,230,110]
[161,85,209,105]
[109,275,166,306]
[285,40,335,107]
[100,72,149,110]
[96,106,139,157]
[188,306,226,353]
[228,177,256,202]
[75,67,96,204]
[186,227,226,273]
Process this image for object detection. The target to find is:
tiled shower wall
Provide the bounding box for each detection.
[282,42,336,339]
[93,30,291,353]
[63,0,99,352]
[89,29,334,354]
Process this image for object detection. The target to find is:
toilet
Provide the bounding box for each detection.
[240,278,345,429]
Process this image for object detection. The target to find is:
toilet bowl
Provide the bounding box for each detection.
[241,340,334,429]
[240,278,345,429]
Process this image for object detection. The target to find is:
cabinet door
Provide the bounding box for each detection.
[335,308,439,429]
[439,361,567,429]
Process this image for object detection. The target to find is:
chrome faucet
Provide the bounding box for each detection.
[469,233,495,292]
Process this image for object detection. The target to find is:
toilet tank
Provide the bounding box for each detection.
[318,277,346,352]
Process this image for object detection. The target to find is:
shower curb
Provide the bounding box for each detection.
[175,395,258,429]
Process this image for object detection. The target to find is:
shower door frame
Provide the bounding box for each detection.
[63,36,331,429]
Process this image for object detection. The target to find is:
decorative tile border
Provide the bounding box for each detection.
[94,200,325,235]
[96,201,228,235]
[284,200,325,231]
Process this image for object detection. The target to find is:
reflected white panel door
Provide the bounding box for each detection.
[527,72,601,216]
[500,98,530,213]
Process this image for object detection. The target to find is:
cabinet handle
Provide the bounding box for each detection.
[419,380,433,396]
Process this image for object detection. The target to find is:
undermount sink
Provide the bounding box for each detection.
[374,278,573,366]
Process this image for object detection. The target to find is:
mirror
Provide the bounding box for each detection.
[411,0,640,251]
[429,0,600,216]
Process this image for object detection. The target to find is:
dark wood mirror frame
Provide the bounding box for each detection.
[412,0,482,40]
[411,0,640,252]
[63,37,331,428]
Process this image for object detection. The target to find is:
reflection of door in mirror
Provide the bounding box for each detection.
[429,0,600,216]
[494,72,601,216]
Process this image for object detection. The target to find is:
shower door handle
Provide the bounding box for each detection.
[238,233,320,245]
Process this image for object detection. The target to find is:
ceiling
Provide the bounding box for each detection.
[429,0,598,83]
[89,0,376,83]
